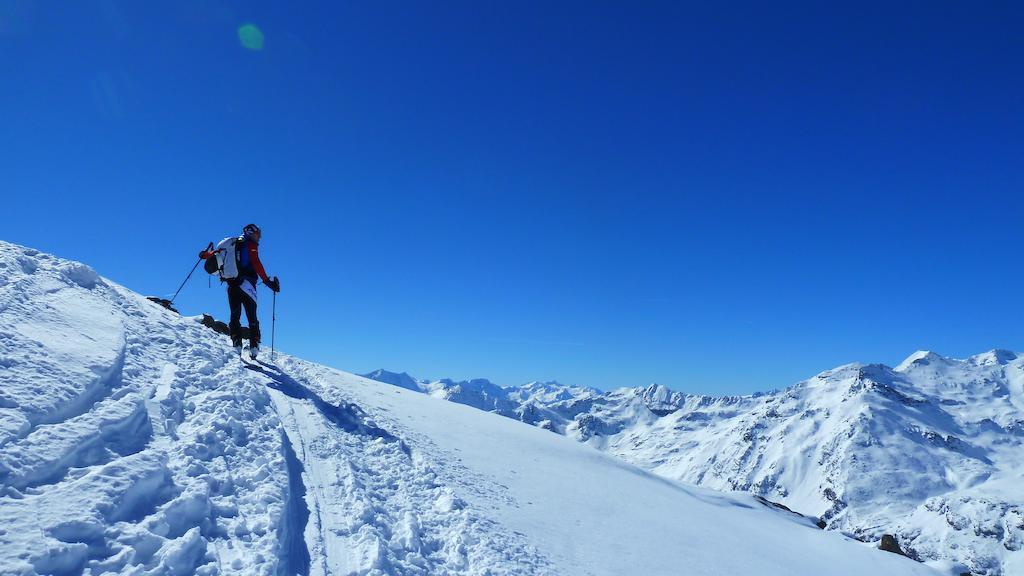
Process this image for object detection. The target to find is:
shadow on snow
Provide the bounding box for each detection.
[245,361,408,450]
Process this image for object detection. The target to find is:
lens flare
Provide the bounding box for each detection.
[237,23,264,51]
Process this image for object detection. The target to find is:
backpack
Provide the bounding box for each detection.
[206,236,243,280]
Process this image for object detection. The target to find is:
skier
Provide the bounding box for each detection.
[200,224,280,358]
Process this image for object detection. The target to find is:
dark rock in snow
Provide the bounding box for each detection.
[147,297,178,314]
[879,534,906,556]
[200,313,248,340]
[753,496,820,527]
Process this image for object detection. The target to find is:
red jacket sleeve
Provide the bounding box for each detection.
[248,244,270,283]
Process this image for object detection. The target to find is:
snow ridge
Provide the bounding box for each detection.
[0,240,944,576]
[0,241,550,575]
[0,243,288,574]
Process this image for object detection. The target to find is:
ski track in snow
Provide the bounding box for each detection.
[247,358,553,576]
[0,240,946,576]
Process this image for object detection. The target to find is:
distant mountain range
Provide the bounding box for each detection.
[365,350,1024,575]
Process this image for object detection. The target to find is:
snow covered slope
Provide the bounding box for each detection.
[0,240,941,575]
[366,355,1024,575]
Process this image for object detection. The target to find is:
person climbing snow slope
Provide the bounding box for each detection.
[200,223,280,358]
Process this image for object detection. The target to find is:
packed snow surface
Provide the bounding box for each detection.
[0,240,941,575]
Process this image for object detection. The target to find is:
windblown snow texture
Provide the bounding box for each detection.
[366,353,1024,575]
[0,240,941,576]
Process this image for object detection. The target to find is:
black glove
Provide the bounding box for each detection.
[198,242,214,259]
[265,277,280,293]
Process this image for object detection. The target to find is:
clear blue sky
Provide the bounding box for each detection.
[2,1,1022,394]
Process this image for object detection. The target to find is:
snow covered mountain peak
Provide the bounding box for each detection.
[362,368,422,391]
[516,380,594,403]
[623,383,687,416]
[968,349,1019,367]
[896,350,950,372]
[894,349,1020,372]
[519,379,569,393]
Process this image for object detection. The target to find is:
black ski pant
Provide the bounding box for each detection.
[227,279,260,347]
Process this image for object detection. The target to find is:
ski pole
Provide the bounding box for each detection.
[271,288,277,361]
[170,242,213,304]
